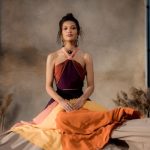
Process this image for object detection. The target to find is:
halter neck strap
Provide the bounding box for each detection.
[62,47,79,60]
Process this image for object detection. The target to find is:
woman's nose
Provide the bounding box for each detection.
[67,28,72,33]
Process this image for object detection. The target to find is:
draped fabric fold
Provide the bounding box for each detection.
[56,107,140,150]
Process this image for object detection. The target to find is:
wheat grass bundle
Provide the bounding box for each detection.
[113,87,150,117]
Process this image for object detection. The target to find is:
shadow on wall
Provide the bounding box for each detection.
[0,46,45,68]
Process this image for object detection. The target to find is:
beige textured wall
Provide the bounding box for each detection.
[0,0,146,129]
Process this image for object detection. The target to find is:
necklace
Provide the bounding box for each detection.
[63,47,76,55]
[67,49,73,54]
[62,47,79,59]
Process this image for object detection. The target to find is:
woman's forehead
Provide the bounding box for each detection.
[62,21,76,27]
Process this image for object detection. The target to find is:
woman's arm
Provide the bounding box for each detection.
[45,53,73,111]
[73,53,94,109]
[45,53,64,103]
[81,52,94,100]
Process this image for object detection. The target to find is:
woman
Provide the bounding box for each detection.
[45,13,94,111]
[0,13,150,150]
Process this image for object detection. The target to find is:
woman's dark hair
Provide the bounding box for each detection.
[57,13,82,46]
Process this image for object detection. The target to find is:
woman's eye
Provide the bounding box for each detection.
[63,26,76,30]
[72,27,76,30]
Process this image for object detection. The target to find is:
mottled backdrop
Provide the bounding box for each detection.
[0,0,146,129]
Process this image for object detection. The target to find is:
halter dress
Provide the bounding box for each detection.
[0,48,150,150]
[46,48,86,105]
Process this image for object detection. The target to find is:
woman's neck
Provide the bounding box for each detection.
[64,41,77,50]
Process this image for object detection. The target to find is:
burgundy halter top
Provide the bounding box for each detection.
[46,48,87,106]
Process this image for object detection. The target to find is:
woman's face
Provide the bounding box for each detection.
[61,21,78,43]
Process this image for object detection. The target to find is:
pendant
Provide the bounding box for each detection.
[67,50,73,54]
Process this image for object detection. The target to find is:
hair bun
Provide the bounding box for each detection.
[66,13,74,18]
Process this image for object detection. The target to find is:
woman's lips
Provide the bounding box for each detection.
[67,34,73,37]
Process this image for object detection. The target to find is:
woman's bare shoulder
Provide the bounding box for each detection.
[47,48,62,61]
[80,50,93,61]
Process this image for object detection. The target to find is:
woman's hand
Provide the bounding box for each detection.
[59,100,74,112]
[73,98,86,110]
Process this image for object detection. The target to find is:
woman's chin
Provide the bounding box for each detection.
[64,38,76,42]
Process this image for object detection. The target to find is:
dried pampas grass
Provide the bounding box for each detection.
[0,94,13,115]
[0,93,13,132]
[113,87,150,117]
